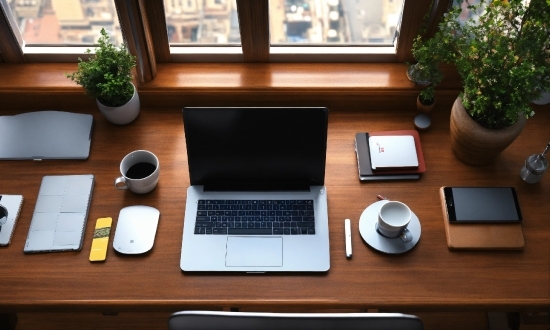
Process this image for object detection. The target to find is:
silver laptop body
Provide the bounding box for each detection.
[180,107,330,272]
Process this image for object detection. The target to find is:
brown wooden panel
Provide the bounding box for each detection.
[14,311,489,330]
[0,4,24,63]
[114,0,156,83]
[0,63,462,110]
[0,63,461,92]
[424,0,454,39]
[0,94,548,314]
[396,0,432,62]
[236,0,269,62]
[141,0,171,63]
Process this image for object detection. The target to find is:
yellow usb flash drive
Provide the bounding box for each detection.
[89,217,112,262]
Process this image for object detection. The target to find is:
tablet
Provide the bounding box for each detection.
[443,187,522,223]
[439,187,524,250]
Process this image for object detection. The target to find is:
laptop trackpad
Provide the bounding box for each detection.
[225,237,283,267]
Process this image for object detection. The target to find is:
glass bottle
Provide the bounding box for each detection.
[520,142,550,184]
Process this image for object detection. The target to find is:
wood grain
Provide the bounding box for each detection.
[0,5,24,63]
[396,0,432,62]
[0,94,548,315]
[114,0,156,83]
[0,62,462,110]
[236,0,270,62]
[141,0,171,63]
[14,311,489,330]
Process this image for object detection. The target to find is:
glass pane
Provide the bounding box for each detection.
[6,0,123,46]
[164,0,240,44]
[270,0,404,45]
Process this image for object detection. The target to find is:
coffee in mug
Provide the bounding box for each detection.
[125,162,157,180]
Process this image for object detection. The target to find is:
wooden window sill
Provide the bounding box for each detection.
[0,63,461,110]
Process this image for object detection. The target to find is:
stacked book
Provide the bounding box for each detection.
[354,130,426,181]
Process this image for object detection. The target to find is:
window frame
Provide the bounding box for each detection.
[0,0,446,82]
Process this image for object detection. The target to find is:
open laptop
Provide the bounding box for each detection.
[180,107,330,272]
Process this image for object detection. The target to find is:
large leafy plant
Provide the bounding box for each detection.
[411,0,550,129]
[67,28,136,107]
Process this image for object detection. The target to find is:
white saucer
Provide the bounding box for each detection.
[359,200,421,254]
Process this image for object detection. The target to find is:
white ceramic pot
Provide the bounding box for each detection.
[96,83,140,125]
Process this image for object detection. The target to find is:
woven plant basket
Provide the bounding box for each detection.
[450,97,526,166]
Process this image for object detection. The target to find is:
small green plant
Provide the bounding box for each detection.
[409,33,445,88]
[67,28,136,107]
[419,86,435,105]
[408,0,444,105]
[411,0,550,129]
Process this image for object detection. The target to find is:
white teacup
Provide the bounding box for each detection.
[377,201,413,243]
[114,150,160,194]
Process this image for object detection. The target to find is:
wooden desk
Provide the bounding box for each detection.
[0,95,548,321]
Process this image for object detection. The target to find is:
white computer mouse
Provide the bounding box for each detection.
[113,205,160,254]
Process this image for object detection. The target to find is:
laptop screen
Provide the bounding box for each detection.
[183,107,328,190]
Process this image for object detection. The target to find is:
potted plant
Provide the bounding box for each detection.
[417,86,436,114]
[411,0,550,165]
[66,28,139,125]
[408,5,445,114]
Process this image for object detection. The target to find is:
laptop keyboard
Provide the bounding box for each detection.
[194,199,315,235]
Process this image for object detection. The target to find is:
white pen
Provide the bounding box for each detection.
[345,219,352,258]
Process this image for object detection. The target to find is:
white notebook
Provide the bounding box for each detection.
[24,175,94,253]
[368,135,419,170]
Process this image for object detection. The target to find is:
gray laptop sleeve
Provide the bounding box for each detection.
[0,111,93,160]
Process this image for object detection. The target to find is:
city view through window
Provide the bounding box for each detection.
[269,0,404,45]
[6,0,405,49]
[7,0,124,46]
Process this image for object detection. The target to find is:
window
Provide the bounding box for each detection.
[1,0,439,68]
[8,0,123,46]
[269,0,405,45]
[0,0,122,61]
[165,0,239,44]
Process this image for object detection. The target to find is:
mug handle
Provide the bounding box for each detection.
[399,228,413,243]
[114,176,129,190]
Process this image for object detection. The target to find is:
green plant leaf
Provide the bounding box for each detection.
[66,28,136,107]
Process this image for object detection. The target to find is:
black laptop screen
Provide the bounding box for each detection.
[183,107,328,190]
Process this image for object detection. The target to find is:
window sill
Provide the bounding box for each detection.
[0,62,461,110]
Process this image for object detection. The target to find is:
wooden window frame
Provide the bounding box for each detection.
[0,0,449,83]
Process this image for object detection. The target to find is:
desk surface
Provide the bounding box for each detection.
[0,95,548,313]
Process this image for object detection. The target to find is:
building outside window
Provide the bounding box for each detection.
[1,0,413,63]
[269,0,404,45]
[164,0,240,44]
[6,0,123,46]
